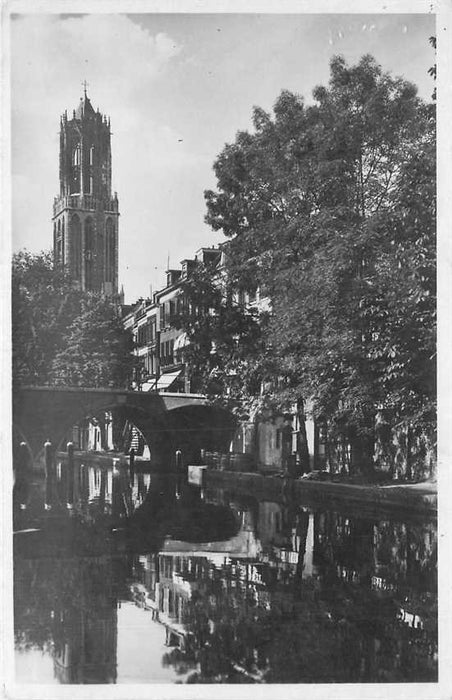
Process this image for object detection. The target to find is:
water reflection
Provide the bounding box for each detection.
[14,461,437,684]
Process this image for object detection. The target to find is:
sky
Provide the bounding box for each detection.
[10,11,436,303]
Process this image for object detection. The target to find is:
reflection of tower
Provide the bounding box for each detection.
[52,556,118,684]
[302,511,316,578]
[52,86,119,295]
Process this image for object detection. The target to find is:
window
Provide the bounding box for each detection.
[71,215,81,279]
[105,218,115,283]
[137,325,146,347]
[84,218,94,289]
[71,145,81,194]
[85,218,94,250]
[55,219,64,267]
[72,145,81,166]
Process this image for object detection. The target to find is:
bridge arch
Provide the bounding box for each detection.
[165,404,236,466]
[13,387,235,469]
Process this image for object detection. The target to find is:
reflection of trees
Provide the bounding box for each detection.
[126,476,240,553]
[168,554,437,682]
[373,520,437,594]
[161,648,198,679]
[155,498,437,683]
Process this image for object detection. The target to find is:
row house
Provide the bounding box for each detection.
[123,247,223,394]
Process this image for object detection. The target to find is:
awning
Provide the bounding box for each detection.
[174,332,189,351]
[155,369,182,391]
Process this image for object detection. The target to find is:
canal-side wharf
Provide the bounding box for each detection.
[198,469,437,520]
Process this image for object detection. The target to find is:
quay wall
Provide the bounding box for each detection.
[202,470,437,520]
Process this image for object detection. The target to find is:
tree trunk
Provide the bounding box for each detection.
[297,400,311,474]
[405,424,412,481]
[349,425,374,476]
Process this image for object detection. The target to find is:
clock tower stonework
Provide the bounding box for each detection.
[52,88,119,295]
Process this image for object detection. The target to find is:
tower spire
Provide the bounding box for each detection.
[82,79,89,98]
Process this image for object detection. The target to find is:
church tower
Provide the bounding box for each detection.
[52,86,119,295]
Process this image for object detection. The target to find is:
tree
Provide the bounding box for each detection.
[172,261,265,417]
[50,294,137,388]
[12,250,83,385]
[204,55,435,476]
[12,249,138,389]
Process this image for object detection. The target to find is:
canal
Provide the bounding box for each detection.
[13,457,437,684]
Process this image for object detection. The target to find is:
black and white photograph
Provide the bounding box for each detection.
[2,1,450,696]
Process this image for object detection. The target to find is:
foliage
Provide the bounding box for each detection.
[200,54,436,473]
[428,35,436,100]
[12,250,82,385]
[172,261,266,416]
[50,294,137,388]
[12,249,137,388]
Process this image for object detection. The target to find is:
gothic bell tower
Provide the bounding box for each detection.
[52,85,119,295]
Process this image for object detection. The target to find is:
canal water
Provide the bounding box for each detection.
[13,458,437,684]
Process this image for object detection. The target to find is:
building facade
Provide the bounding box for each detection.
[123,245,318,473]
[52,88,119,295]
[123,247,223,395]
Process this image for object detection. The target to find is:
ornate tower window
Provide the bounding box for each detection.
[105,218,115,283]
[84,217,94,290]
[71,215,81,280]
[89,146,94,194]
[71,144,81,194]
[73,145,81,166]
[56,219,63,267]
[61,218,65,266]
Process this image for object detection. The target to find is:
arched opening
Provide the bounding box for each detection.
[61,218,65,267]
[105,218,115,283]
[84,217,94,290]
[55,220,62,267]
[71,143,81,193]
[55,405,155,463]
[166,405,236,465]
[71,214,81,280]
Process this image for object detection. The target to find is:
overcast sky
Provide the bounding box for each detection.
[10,12,435,303]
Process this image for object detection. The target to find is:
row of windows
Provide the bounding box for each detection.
[160,298,186,329]
[137,319,157,346]
[140,342,184,376]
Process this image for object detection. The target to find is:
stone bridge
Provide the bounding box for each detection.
[13,386,235,467]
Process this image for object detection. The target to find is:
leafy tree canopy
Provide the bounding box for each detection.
[12,249,137,388]
[199,54,435,467]
[172,261,266,417]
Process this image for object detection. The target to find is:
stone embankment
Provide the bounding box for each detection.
[197,469,437,520]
